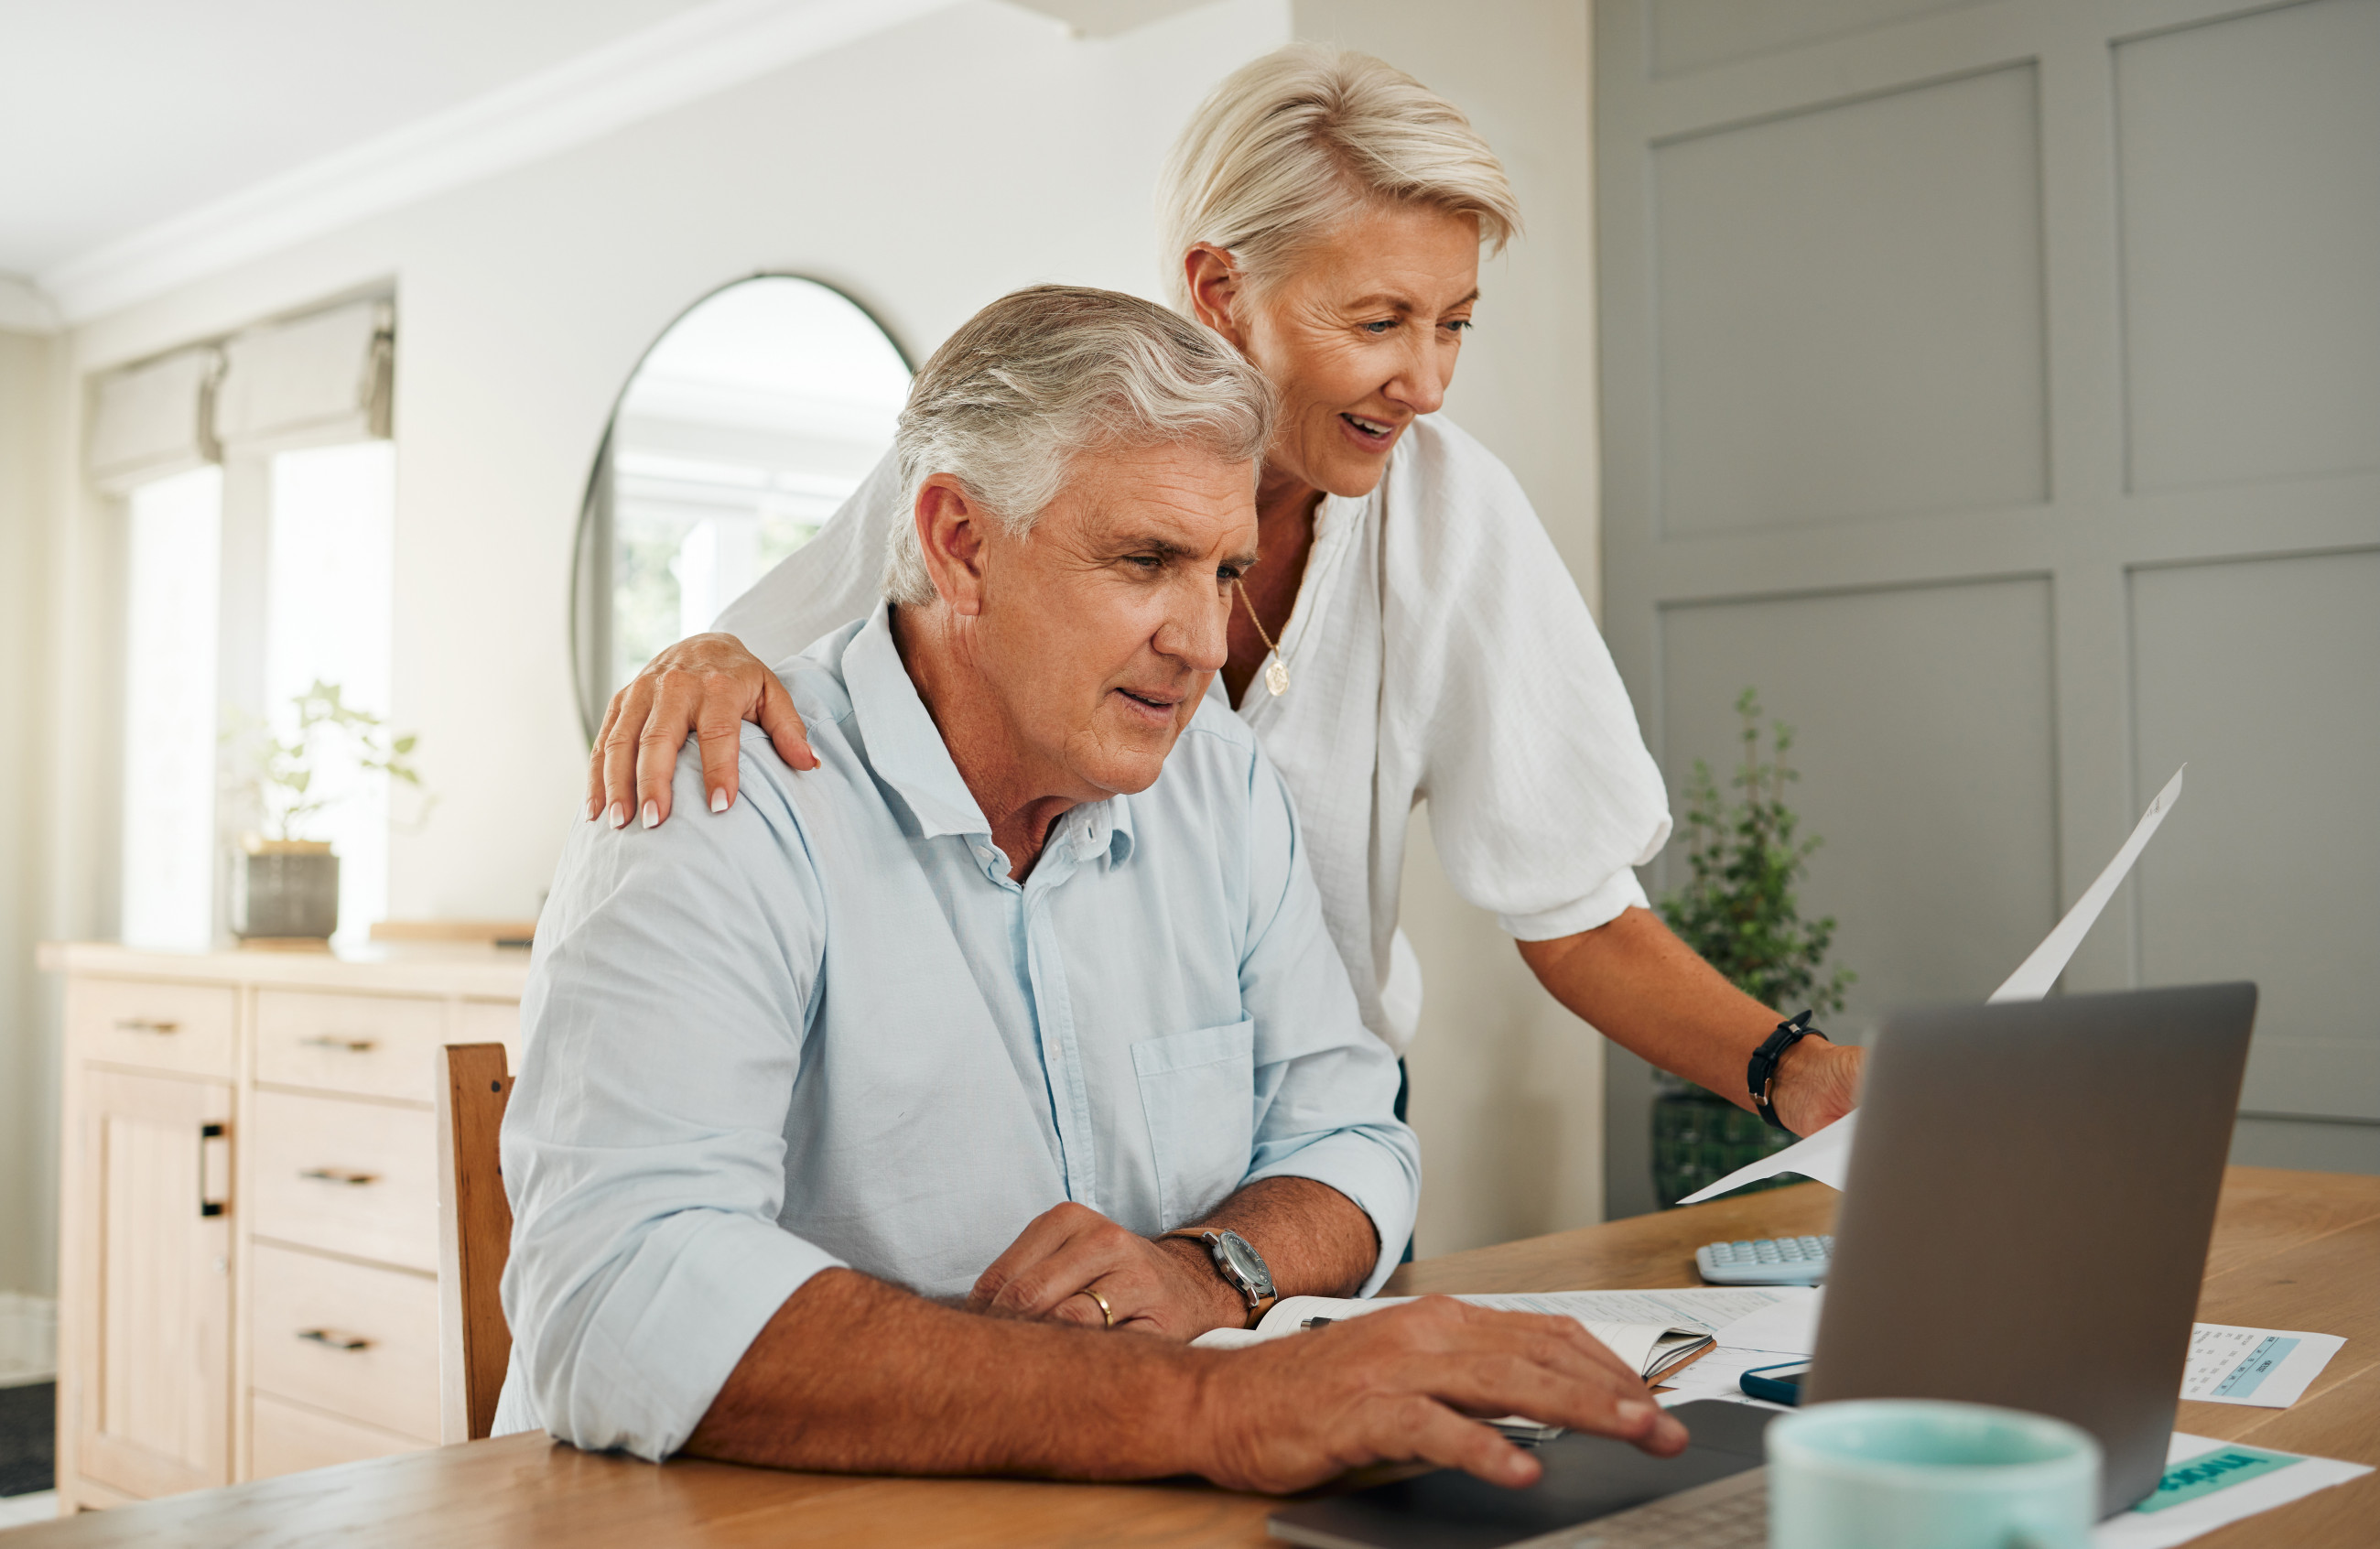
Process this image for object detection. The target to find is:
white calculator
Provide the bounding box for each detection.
[1695,1235,1833,1285]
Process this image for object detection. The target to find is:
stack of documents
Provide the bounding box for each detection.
[1192,1286,1793,1383]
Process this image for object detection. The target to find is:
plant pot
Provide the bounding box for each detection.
[232,838,340,941]
[1651,1086,1804,1209]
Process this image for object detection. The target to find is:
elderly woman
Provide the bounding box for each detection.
[590,47,1861,1171]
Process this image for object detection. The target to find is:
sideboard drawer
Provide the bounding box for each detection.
[255,991,446,1102]
[251,1091,438,1272]
[250,1392,427,1479]
[70,979,235,1078]
[248,1242,438,1441]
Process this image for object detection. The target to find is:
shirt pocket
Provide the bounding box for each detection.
[1130,1020,1257,1229]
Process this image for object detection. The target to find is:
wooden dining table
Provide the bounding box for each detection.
[15,1165,2375,1547]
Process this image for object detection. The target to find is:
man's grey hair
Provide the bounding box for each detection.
[882,285,1275,604]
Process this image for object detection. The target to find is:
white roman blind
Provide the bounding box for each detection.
[212,298,394,452]
[86,346,222,494]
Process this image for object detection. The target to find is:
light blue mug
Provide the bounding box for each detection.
[1767,1399,2101,1549]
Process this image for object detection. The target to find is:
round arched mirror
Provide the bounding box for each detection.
[572,275,912,738]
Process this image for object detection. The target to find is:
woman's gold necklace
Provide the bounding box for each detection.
[1235,579,1293,696]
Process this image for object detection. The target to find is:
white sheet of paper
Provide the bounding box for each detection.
[1674,767,2188,1205]
[2180,1323,2348,1409]
[1452,1286,1790,1335]
[2090,1432,2372,1549]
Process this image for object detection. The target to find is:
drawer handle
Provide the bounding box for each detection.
[299,1034,379,1053]
[199,1122,230,1218]
[114,1017,180,1034]
[297,1327,373,1352]
[298,1167,380,1186]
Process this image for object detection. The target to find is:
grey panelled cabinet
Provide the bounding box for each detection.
[45,942,527,1511]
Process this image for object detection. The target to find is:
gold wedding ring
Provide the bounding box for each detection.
[1077,1288,1115,1328]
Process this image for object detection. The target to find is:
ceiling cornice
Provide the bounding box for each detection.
[37,0,955,326]
[0,275,61,334]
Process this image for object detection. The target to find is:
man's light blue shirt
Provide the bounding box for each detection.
[495,603,1419,1459]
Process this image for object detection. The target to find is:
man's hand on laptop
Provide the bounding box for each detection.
[1198,1296,1692,1492]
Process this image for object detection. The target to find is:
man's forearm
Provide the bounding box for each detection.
[1165,1175,1380,1313]
[686,1268,1208,1476]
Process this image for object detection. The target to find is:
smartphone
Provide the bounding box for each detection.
[1739,1360,1808,1406]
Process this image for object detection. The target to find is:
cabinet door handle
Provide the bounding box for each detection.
[299,1034,378,1053]
[199,1122,230,1218]
[298,1167,380,1186]
[297,1328,373,1351]
[115,1017,180,1034]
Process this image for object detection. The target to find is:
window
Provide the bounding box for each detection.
[265,441,396,946]
[119,467,223,950]
[93,298,396,948]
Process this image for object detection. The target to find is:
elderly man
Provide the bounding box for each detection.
[495,286,1685,1491]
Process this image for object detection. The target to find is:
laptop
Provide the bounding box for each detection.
[1270,981,2256,1547]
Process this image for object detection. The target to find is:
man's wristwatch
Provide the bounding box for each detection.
[1747,1011,1824,1132]
[1162,1228,1278,1328]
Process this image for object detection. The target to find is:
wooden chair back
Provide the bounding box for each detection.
[435,1043,515,1443]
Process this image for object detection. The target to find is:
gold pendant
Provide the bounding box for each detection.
[1264,660,1291,697]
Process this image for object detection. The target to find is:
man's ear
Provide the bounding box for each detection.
[914,475,991,617]
[1184,244,1249,350]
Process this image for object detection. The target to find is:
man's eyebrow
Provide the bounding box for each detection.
[1110,532,1200,559]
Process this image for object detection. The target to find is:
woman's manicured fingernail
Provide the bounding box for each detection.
[585,798,599,821]
[641,800,659,829]
[1617,1401,1654,1427]
[607,802,628,829]
[709,787,730,814]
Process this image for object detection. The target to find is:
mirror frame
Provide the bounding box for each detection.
[569,273,913,742]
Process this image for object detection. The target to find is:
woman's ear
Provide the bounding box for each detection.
[1183,244,1249,350]
[914,476,990,618]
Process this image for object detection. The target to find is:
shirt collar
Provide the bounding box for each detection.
[845,601,1137,869]
[843,602,990,840]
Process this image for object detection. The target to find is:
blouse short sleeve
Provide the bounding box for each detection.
[1377,420,1672,941]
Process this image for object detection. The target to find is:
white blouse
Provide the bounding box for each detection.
[712,416,1672,1056]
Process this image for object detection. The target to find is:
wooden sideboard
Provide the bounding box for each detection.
[38,941,531,1511]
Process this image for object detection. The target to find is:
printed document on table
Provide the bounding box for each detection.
[2181,1323,2347,1409]
[1675,766,2187,1206]
[2092,1431,2372,1548]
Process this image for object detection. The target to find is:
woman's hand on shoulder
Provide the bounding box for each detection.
[588,633,817,829]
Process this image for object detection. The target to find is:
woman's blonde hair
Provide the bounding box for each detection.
[1158,45,1522,313]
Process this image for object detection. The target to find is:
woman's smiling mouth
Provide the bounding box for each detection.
[1340,411,1398,447]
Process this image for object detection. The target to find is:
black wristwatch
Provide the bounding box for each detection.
[1747,1011,1823,1132]
[1163,1228,1278,1327]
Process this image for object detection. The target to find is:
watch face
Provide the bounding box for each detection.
[1217,1230,1274,1297]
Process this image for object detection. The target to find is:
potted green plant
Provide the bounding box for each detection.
[1652,689,1854,1208]
[222,680,424,942]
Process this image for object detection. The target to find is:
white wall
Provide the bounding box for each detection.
[62,0,1293,930]
[27,0,1608,1283]
[1294,0,1608,1254]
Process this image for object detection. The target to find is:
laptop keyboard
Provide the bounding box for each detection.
[1521,1467,1769,1549]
